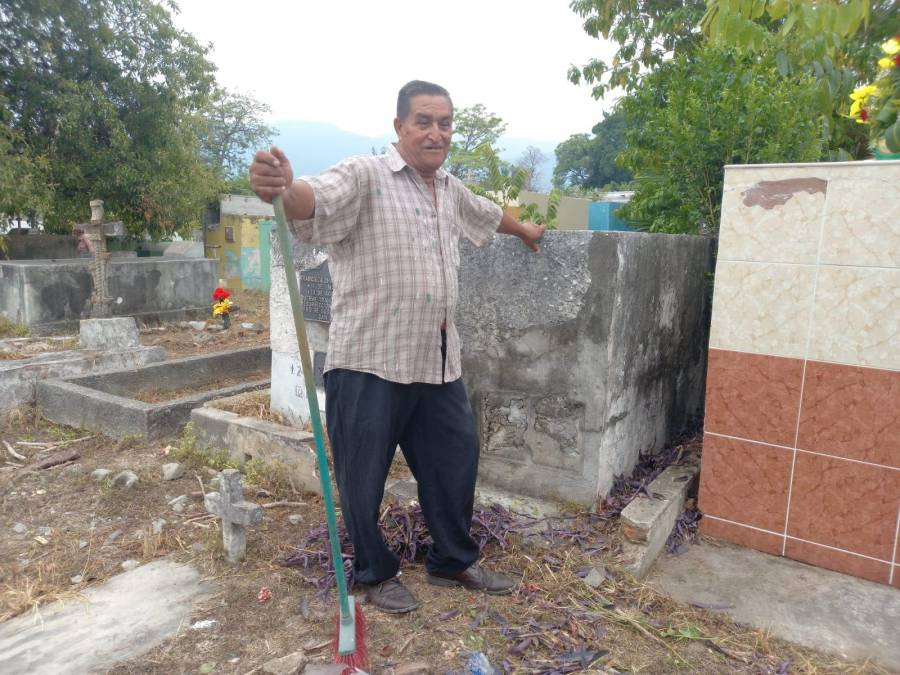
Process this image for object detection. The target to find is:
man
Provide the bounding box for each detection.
[250,80,544,614]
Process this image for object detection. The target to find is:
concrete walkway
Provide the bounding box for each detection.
[649,542,900,671]
[0,559,213,674]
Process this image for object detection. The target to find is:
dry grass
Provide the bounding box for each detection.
[1,413,889,674]
[0,316,30,338]
[130,371,268,404]
[140,289,270,359]
[206,389,289,425]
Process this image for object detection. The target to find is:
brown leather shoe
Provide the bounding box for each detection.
[363,577,419,614]
[427,564,516,595]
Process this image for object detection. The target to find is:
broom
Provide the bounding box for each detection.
[272,194,368,673]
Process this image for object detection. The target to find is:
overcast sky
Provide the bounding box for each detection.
[170,0,618,141]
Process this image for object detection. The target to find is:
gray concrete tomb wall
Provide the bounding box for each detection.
[0,258,218,334]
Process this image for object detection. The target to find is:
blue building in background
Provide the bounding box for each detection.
[588,193,634,231]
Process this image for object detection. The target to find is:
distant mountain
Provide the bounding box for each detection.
[271,120,558,191]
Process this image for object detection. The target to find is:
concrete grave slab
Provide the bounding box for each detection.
[78,317,141,350]
[37,346,270,438]
[649,542,900,670]
[619,464,699,578]
[1,342,166,411]
[0,559,214,675]
[191,389,320,495]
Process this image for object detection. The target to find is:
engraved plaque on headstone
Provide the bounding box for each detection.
[313,351,326,388]
[300,262,332,322]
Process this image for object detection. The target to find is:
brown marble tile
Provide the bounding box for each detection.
[786,452,900,561]
[698,434,793,533]
[700,516,784,556]
[705,350,804,447]
[784,538,891,585]
[798,361,900,468]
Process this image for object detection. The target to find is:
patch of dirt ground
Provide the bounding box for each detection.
[139,289,270,359]
[0,410,888,675]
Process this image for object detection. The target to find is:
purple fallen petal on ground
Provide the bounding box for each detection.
[510,638,532,655]
[691,601,733,610]
[439,609,460,621]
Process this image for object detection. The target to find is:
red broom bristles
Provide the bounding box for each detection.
[333,605,368,674]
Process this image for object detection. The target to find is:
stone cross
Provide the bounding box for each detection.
[75,199,123,318]
[204,469,263,563]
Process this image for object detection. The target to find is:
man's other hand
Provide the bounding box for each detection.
[249,146,294,204]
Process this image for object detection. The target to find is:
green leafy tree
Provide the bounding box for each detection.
[447,104,508,184]
[0,98,52,230]
[568,0,707,97]
[569,1,896,158]
[0,0,220,237]
[553,110,633,189]
[617,48,822,234]
[700,0,892,157]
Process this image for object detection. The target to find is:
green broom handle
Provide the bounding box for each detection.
[272,195,352,622]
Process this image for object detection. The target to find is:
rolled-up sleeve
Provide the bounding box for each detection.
[457,186,502,247]
[289,159,362,245]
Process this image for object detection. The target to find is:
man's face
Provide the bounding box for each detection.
[394,95,453,175]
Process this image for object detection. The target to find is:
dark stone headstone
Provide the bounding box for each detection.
[313,351,326,388]
[300,262,332,323]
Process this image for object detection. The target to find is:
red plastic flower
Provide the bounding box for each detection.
[213,287,230,301]
[860,108,869,122]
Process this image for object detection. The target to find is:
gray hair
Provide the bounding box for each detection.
[396,80,453,120]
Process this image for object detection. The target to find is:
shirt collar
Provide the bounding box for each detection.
[386,143,447,181]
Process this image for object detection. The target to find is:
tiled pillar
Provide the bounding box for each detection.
[699,161,899,587]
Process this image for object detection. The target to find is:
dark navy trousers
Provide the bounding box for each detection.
[324,363,481,585]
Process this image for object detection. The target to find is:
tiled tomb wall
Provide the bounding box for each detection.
[698,160,899,587]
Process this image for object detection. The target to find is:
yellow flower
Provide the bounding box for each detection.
[850,84,878,102]
[212,297,233,317]
[878,56,894,69]
[882,38,899,56]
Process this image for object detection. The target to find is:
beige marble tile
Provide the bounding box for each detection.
[820,170,900,268]
[809,266,900,369]
[719,180,825,264]
[709,261,816,358]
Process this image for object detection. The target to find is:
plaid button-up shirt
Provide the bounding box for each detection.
[290,144,502,384]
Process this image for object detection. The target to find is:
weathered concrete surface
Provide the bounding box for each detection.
[2,233,83,260]
[78,317,141,350]
[270,231,713,505]
[268,235,329,427]
[649,542,900,670]
[0,345,166,411]
[619,464,698,577]
[0,559,214,674]
[37,346,270,438]
[0,257,217,334]
[458,231,713,504]
[192,395,321,495]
